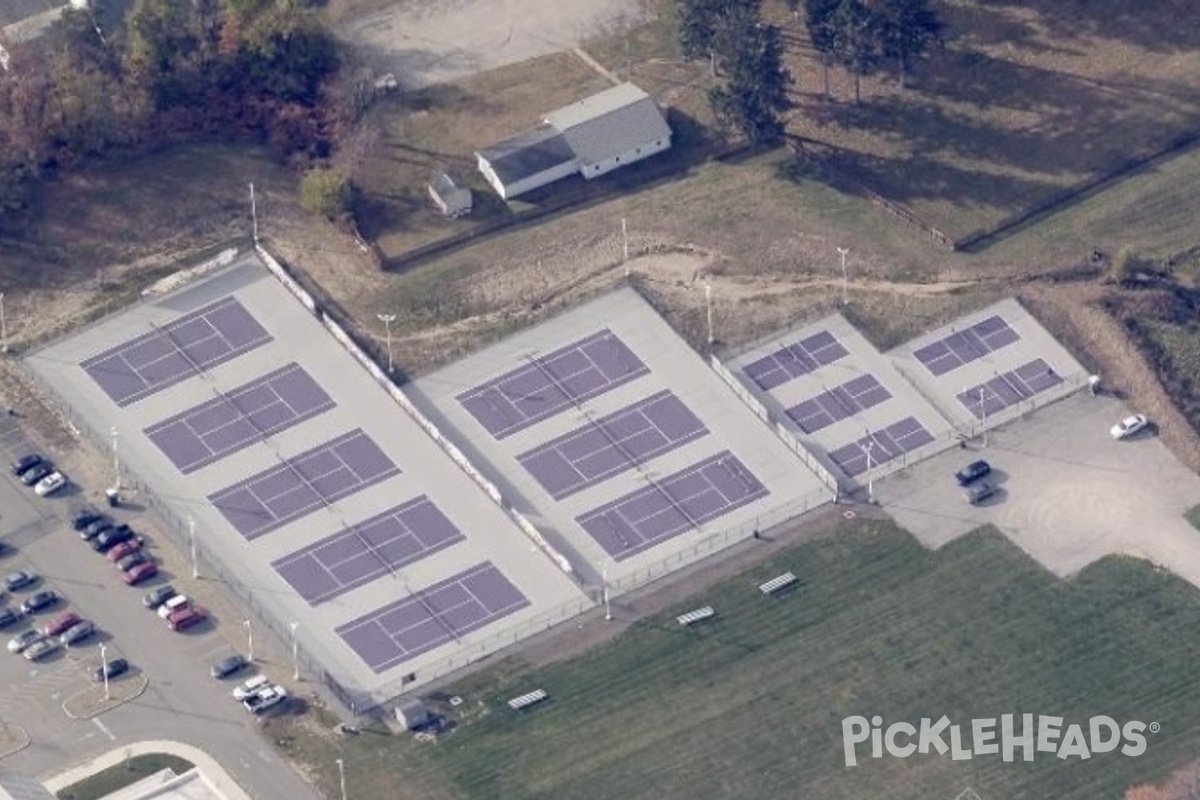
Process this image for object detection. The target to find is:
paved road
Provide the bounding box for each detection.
[0,416,323,800]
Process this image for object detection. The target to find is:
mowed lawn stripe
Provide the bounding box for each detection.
[430,520,1200,800]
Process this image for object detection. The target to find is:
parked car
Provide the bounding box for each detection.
[142,585,177,609]
[71,508,105,531]
[105,540,141,563]
[93,526,134,553]
[0,607,22,628]
[92,658,129,682]
[963,481,997,506]
[157,595,189,619]
[43,612,82,637]
[243,684,288,714]
[6,629,43,653]
[1111,414,1149,440]
[115,551,150,572]
[232,674,270,700]
[34,471,67,497]
[954,460,991,486]
[81,519,113,541]
[59,620,95,646]
[211,654,249,680]
[23,639,59,661]
[20,591,58,614]
[10,454,44,477]
[123,562,157,586]
[167,607,205,631]
[19,464,52,487]
[4,571,36,591]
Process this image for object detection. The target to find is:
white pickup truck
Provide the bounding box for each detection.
[243,684,288,714]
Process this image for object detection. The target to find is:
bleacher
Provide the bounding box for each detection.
[758,572,798,595]
[677,606,715,626]
[507,689,548,711]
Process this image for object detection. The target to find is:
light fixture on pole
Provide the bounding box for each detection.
[864,440,875,504]
[837,247,850,305]
[0,292,7,353]
[100,643,111,700]
[188,515,198,579]
[979,386,987,447]
[601,567,612,622]
[622,218,629,275]
[243,619,253,662]
[290,620,300,681]
[109,427,120,492]
[249,183,259,245]
[376,314,396,374]
[335,758,347,800]
[705,281,714,346]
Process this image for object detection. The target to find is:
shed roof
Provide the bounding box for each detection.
[543,83,671,166]
[476,124,577,186]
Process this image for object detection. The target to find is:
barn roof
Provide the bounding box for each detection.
[544,82,671,167]
[476,123,577,186]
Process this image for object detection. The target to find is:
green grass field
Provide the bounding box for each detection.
[301,518,1200,800]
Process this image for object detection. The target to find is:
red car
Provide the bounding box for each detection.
[123,562,157,586]
[43,612,81,637]
[106,541,141,563]
[167,607,205,631]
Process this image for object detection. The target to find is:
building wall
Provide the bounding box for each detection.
[580,135,672,180]
[477,154,580,200]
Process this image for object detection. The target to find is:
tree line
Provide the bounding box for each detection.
[0,0,344,213]
[676,0,942,144]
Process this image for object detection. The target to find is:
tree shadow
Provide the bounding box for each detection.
[974,0,1200,53]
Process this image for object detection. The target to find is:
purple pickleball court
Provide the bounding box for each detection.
[743,330,849,392]
[827,416,936,477]
[207,429,400,540]
[575,450,769,562]
[518,390,709,499]
[456,329,650,440]
[145,363,335,474]
[81,297,273,406]
[785,373,893,435]
[335,562,530,673]
[956,358,1063,420]
[913,315,1021,377]
[273,495,465,606]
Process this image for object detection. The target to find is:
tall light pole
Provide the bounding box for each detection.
[188,516,198,579]
[99,643,110,700]
[376,314,395,374]
[243,619,253,662]
[601,567,612,622]
[110,427,120,492]
[335,758,347,800]
[864,440,875,504]
[622,218,629,271]
[0,292,7,353]
[979,386,988,447]
[290,621,300,681]
[249,183,259,245]
[705,281,714,346]
[836,247,850,305]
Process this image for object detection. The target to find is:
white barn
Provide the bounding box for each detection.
[475,82,672,200]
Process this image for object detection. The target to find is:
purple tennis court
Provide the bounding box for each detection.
[456,329,650,440]
[273,496,464,606]
[827,416,936,477]
[743,330,849,392]
[576,450,769,561]
[144,363,334,474]
[785,374,893,434]
[81,297,273,407]
[336,561,530,673]
[518,390,709,500]
[208,429,400,540]
[957,358,1064,420]
[913,315,1021,377]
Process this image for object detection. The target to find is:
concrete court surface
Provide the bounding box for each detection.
[336,0,650,88]
[874,391,1200,586]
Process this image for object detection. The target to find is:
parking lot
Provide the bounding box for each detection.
[875,392,1200,584]
[0,415,319,800]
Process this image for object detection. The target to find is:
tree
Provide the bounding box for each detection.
[872,0,942,88]
[829,0,880,104]
[709,20,791,145]
[677,0,761,75]
[299,167,352,218]
[804,0,841,99]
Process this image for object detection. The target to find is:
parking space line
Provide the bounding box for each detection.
[92,716,115,740]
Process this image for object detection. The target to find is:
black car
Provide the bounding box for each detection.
[954,460,991,486]
[142,584,177,609]
[81,519,113,541]
[0,607,22,628]
[92,658,129,682]
[20,464,53,487]
[93,526,134,552]
[20,590,58,614]
[71,508,105,531]
[10,454,44,477]
[210,654,249,679]
[115,551,150,572]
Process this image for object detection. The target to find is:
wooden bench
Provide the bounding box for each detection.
[677,606,715,626]
[759,572,798,595]
[507,689,548,711]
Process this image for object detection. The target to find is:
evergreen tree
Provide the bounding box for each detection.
[709,19,791,145]
[872,0,942,88]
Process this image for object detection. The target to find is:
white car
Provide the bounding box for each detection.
[34,471,67,497]
[243,684,288,714]
[156,595,189,619]
[7,629,43,654]
[232,674,270,701]
[1110,414,1148,440]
